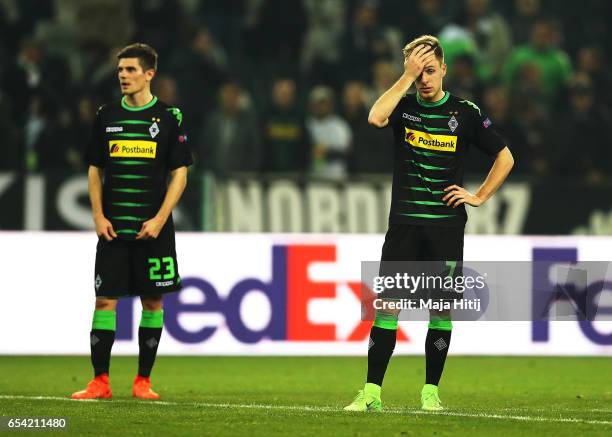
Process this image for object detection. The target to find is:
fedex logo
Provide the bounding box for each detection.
[532,248,612,345]
[116,245,409,344]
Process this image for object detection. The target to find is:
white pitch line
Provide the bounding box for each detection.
[501,407,612,414]
[0,395,611,426]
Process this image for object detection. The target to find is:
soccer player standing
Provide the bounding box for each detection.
[71,43,192,400]
[344,35,514,411]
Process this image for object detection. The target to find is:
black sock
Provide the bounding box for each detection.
[425,329,452,385]
[90,329,115,376]
[138,327,162,377]
[366,326,397,386]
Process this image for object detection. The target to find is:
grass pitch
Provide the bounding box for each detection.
[0,356,611,436]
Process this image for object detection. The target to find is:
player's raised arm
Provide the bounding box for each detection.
[88,165,116,241]
[368,45,435,128]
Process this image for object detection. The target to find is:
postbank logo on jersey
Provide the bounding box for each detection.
[404,128,457,152]
[109,140,157,158]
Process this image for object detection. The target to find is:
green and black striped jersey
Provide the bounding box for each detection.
[85,96,193,239]
[388,91,506,227]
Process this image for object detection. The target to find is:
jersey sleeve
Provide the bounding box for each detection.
[469,105,507,157]
[167,107,194,170]
[388,96,409,127]
[84,108,106,168]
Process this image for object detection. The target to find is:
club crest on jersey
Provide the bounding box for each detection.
[109,140,157,158]
[448,115,458,132]
[404,128,457,152]
[149,122,160,138]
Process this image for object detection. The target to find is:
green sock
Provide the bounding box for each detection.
[138,310,164,377]
[90,310,116,376]
[367,312,398,386]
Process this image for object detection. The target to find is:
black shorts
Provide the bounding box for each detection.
[381,224,464,262]
[379,224,464,302]
[94,224,182,298]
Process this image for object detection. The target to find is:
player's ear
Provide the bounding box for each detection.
[145,69,156,82]
[441,62,447,78]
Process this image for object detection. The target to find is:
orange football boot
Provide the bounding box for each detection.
[132,375,160,400]
[71,374,112,399]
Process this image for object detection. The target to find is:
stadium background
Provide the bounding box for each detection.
[0,1,611,435]
[1,0,612,235]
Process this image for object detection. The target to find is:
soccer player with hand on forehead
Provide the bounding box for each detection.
[344,35,514,412]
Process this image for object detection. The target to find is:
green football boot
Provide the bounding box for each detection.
[421,384,443,411]
[343,383,382,412]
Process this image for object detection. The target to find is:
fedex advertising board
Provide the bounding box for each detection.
[0,232,610,355]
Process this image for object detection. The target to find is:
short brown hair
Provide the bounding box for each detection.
[402,35,444,64]
[117,43,158,71]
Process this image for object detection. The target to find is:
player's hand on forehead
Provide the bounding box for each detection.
[413,44,432,55]
[404,43,437,78]
[414,44,436,61]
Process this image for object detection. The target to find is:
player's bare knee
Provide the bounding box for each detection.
[141,295,163,311]
[377,307,401,317]
[429,309,450,319]
[95,298,117,311]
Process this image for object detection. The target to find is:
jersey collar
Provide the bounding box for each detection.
[121,95,158,111]
[416,91,449,108]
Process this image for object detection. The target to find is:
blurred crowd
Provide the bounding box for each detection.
[1,0,611,182]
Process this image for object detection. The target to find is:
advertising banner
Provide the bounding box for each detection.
[2,172,612,235]
[0,232,610,355]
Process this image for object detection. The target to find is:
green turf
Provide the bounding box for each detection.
[0,356,611,436]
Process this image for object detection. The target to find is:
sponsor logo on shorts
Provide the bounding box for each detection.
[155,280,174,287]
[404,128,457,152]
[95,274,102,290]
[108,140,157,158]
[106,126,123,133]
